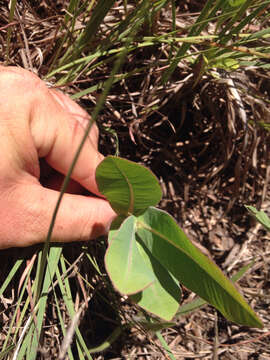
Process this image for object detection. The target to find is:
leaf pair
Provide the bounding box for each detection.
[96,156,262,327]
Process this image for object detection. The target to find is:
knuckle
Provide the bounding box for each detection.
[0,66,46,98]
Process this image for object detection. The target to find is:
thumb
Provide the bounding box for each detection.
[0,182,115,249]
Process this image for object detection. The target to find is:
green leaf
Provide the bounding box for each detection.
[177,260,255,316]
[228,0,246,7]
[211,57,239,70]
[245,205,270,232]
[137,207,263,328]
[0,345,15,360]
[105,215,155,295]
[130,238,181,321]
[107,215,181,320]
[96,156,162,216]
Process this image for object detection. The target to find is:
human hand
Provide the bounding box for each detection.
[0,66,116,249]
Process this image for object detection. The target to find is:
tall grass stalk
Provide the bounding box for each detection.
[22,1,154,358]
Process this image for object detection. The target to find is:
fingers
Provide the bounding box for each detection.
[39,158,85,194]
[49,89,99,147]
[30,86,103,195]
[0,66,115,249]
[0,66,103,195]
[0,182,115,249]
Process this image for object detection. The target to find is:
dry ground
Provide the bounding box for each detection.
[1,1,270,359]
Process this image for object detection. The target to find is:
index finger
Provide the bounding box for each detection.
[30,86,103,195]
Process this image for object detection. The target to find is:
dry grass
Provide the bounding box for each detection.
[1,0,270,358]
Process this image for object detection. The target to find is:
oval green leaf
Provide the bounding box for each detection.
[106,215,181,320]
[137,207,263,328]
[105,215,155,295]
[96,156,162,216]
[130,237,181,321]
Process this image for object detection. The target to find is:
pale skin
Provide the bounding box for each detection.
[0,66,116,249]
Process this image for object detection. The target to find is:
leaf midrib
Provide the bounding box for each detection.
[114,159,134,215]
[137,217,259,319]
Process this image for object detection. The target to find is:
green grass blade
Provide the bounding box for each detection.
[29,1,164,355]
[28,247,63,359]
[220,2,270,44]
[2,263,32,352]
[5,0,17,63]
[57,259,93,359]
[0,345,15,359]
[240,27,270,42]
[89,327,122,354]
[0,259,23,296]
[156,331,176,360]
[53,289,75,360]
[219,0,254,42]
[59,0,115,66]
[162,0,218,82]
[48,1,92,72]
[39,3,146,292]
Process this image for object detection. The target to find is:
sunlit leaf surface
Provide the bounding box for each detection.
[96,156,162,216]
[137,207,263,328]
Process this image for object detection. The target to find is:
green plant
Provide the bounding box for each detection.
[246,205,270,231]
[96,156,263,327]
[2,0,269,357]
